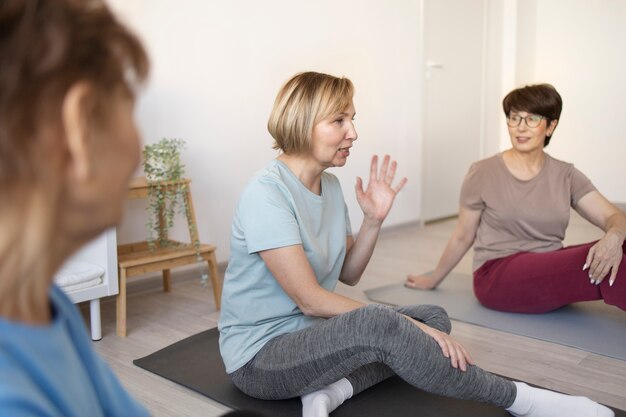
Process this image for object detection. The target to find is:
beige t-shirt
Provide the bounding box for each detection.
[461,153,597,271]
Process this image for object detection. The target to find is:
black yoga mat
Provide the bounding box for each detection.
[134,327,626,417]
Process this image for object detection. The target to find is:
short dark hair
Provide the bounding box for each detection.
[502,84,562,147]
[0,0,149,186]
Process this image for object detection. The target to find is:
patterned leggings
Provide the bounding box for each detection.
[230,304,516,408]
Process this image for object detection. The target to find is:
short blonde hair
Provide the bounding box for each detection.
[268,72,354,155]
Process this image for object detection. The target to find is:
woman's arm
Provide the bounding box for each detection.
[261,243,474,370]
[575,191,626,285]
[406,206,481,289]
[260,244,365,318]
[339,155,407,286]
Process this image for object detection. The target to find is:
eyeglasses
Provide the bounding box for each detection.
[506,113,545,128]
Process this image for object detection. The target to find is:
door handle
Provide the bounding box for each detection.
[426,61,444,80]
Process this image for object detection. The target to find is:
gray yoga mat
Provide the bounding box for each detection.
[365,272,626,360]
[134,327,626,416]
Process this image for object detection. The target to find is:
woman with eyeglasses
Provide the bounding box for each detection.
[406,84,626,314]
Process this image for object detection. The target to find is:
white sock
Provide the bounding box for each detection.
[301,378,354,417]
[506,382,614,417]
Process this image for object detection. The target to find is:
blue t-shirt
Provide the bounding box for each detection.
[218,160,352,373]
[0,285,150,417]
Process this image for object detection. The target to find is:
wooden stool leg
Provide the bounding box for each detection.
[163,269,171,292]
[207,251,221,310]
[116,267,127,337]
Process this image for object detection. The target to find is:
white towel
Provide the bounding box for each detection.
[54,260,105,288]
[58,277,103,292]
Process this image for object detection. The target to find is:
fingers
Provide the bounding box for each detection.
[444,338,458,369]
[428,328,470,372]
[405,274,423,289]
[369,155,378,181]
[384,159,395,184]
[585,245,603,284]
[369,154,394,181]
[405,274,435,290]
[410,320,473,372]
[593,261,611,284]
[459,343,474,366]
[584,246,595,275]
[433,333,450,359]
[441,336,471,371]
[355,176,364,197]
[394,177,408,193]
[366,154,407,193]
[380,155,391,181]
[609,263,619,287]
[587,243,619,285]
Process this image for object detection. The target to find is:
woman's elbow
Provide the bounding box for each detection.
[455,232,476,247]
[296,295,321,316]
[296,288,333,316]
[339,275,359,287]
[298,302,320,317]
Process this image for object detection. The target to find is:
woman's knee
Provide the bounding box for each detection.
[352,304,410,337]
[425,305,451,334]
[351,304,443,352]
[393,304,451,334]
[356,304,400,324]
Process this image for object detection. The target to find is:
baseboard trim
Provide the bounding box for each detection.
[105,218,462,300]
[378,219,424,236]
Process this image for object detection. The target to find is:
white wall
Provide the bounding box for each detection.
[513,0,626,203]
[108,0,422,264]
[108,1,626,265]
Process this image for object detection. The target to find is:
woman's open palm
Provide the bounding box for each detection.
[356,155,407,223]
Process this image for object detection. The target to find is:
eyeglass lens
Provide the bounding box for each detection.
[507,114,543,128]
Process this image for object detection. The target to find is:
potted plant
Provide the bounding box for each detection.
[143,138,186,248]
[142,138,208,286]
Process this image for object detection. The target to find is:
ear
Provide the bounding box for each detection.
[62,82,93,182]
[547,119,558,137]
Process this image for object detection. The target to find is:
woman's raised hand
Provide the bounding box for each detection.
[355,155,407,225]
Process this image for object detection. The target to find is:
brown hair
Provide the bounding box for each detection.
[0,0,149,186]
[502,83,562,147]
[267,72,354,155]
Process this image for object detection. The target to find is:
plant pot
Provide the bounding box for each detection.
[143,138,185,182]
[145,153,180,182]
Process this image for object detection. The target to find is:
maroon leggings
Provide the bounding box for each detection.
[473,241,626,313]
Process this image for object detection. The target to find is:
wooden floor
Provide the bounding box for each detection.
[88,211,626,416]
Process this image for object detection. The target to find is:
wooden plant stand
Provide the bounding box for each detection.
[116,177,221,337]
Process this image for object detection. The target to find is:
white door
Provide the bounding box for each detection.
[421,0,486,222]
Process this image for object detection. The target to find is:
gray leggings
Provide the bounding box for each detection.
[230,304,516,408]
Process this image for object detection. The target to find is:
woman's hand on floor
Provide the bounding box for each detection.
[402,315,474,371]
[405,274,438,290]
